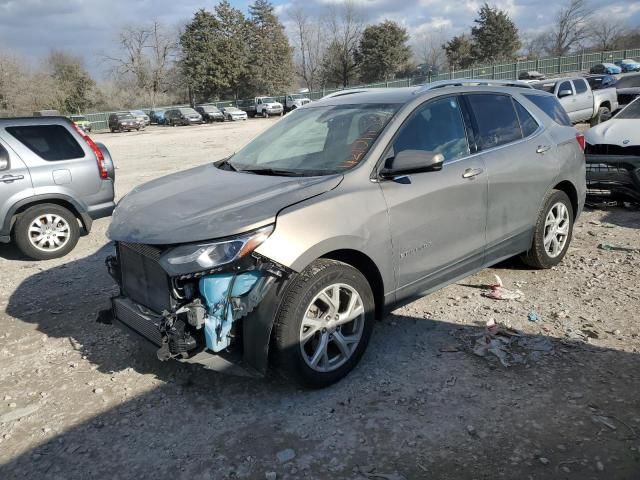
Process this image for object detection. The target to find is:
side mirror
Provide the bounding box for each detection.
[558,89,573,98]
[380,150,444,179]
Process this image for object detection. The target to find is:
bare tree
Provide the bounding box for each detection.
[520,32,548,58]
[415,27,448,70]
[103,21,179,107]
[589,18,627,51]
[322,0,365,87]
[289,6,325,91]
[547,0,592,56]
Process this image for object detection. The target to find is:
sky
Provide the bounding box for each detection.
[0,0,639,77]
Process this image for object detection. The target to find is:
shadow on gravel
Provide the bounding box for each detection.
[599,206,640,230]
[3,248,640,479]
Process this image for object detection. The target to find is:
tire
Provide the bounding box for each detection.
[273,259,375,388]
[13,204,80,260]
[263,111,269,118]
[521,190,574,269]
[590,106,611,126]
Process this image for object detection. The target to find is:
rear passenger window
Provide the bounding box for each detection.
[513,101,539,137]
[574,79,587,94]
[6,125,84,161]
[465,94,522,149]
[523,94,572,126]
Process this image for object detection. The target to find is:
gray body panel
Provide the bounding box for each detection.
[0,117,115,241]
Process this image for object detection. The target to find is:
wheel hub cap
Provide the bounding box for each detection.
[28,214,70,252]
[299,283,365,373]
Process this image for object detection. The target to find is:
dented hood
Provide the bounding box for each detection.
[585,119,640,147]
[107,163,342,245]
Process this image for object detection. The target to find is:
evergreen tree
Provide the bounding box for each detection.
[355,20,412,83]
[47,50,95,113]
[245,0,294,95]
[471,3,521,63]
[443,34,475,69]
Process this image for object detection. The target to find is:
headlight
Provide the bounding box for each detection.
[159,225,273,276]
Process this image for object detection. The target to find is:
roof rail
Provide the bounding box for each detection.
[321,89,375,99]
[414,78,534,95]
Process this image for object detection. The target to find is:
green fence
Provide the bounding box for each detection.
[84,47,640,131]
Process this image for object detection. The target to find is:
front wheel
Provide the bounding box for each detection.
[13,204,80,260]
[273,259,375,388]
[521,190,574,269]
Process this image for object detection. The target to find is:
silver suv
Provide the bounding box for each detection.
[107,85,586,387]
[0,117,115,259]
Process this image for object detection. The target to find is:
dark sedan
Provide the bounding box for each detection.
[196,105,225,123]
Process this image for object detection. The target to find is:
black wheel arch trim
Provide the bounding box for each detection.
[1,194,92,237]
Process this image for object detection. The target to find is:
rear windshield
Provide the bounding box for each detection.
[616,98,640,119]
[6,125,84,161]
[523,94,572,126]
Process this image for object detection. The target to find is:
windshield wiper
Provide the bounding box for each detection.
[238,167,307,177]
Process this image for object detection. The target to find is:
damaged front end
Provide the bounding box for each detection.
[585,144,640,204]
[106,226,293,376]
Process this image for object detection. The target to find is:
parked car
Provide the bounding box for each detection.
[584,74,617,90]
[589,63,622,75]
[70,115,92,133]
[533,76,618,125]
[106,85,585,387]
[130,110,150,126]
[615,73,640,106]
[165,108,203,126]
[221,106,248,121]
[149,110,167,125]
[238,97,284,117]
[614,59,640,73]
[196,105,225,123]
[284,93,312,112]
[518,70,546,81]
[0,116,115,259]
[584,97,640,203]
[109,112,143,132]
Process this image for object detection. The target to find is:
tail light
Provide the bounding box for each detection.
[71,123,109,179]
[576,132,586,151]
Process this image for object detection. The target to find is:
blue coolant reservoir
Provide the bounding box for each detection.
[199,272,262,352]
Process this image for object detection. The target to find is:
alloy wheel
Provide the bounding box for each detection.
[28,214,71,252]
[543,202,570,258]
[299,283,365,373]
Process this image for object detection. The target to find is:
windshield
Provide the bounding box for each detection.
[616,98,640,119]
[202,106,219,112]
[533,82,556,93]
[290,94,304,99]
[117,113,134,119]
[227,103,398,176]
[131,110,145,115]
[226,108,241,113]
[179,108,197,114]
[261,97,277,103]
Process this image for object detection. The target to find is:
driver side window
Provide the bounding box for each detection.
[393,96,469,163]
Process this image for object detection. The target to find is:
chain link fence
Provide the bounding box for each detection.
[84,48,640,131]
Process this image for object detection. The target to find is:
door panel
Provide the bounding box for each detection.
[0,138,34,229]
[379,96,487,299]
[572,79,593,122]
[557,80,579,122]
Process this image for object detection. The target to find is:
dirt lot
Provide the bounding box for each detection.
[1,120,639,479]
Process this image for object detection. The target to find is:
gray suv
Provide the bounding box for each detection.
[107,85,586,387]
[0,117,115,260]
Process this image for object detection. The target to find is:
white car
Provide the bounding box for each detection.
[222,107,248,121]
[584,97,640,203]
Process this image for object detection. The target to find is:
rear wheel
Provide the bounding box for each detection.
[273,259,375,388]
[590,106,611,126]
[13,204,80,260]
[521,190,574,269]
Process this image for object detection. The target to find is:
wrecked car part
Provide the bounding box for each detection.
[110,241,292,375]
[585,150,640,204]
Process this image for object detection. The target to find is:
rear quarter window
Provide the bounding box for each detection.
[523,94,572,127]
[574,79,588,94]
[5,125,84,161]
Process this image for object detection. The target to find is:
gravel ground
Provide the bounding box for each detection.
[1,120,639,479]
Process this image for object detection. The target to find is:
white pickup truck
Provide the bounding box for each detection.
[534,77,618,125]
[284,93,312,112]
[238,97,284,118]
